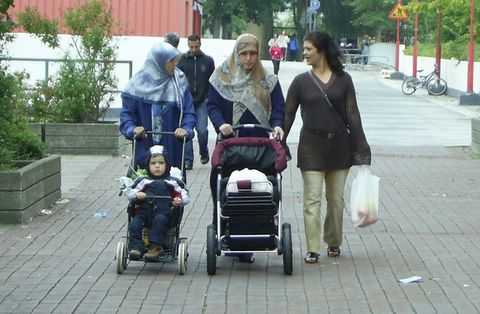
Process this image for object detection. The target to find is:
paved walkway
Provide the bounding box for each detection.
[1,66,480,313]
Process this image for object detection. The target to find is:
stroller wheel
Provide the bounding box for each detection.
[206,224,217,275]
[281,223,293,275]
[116,239,127,274]
[177,238,188,275]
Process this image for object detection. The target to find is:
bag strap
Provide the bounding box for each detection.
[308,70,349,129]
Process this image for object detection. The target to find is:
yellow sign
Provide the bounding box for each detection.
[388,2,409,20]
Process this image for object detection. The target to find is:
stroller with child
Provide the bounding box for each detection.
[206,124,292,275]
[116,131,189,275]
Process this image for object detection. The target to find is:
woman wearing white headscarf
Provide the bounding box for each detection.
[120,42,196,169]
[207,34,284,139]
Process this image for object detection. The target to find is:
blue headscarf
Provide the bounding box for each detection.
[123,42,189,143]
[123,42,188,103]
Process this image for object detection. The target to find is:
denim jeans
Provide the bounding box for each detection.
[186,99,209,164]
[301,168,349,253]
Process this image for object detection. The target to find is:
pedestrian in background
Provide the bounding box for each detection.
[278,31,290,60]
[282,31,371,264]
[119,42,196,170]
[178,34,215,169]
[269,40,283,75]
[288,33,299,61]
[164,32,180,48]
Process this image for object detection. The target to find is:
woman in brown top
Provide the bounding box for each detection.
[283,31,371,263]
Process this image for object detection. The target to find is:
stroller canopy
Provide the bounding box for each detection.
[211,137,287,174]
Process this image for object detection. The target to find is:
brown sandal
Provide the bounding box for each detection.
[327,247,340,257]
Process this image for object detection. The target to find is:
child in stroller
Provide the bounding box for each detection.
[124,145,189,261]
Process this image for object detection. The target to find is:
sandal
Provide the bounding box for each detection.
[327,247,341,257]
[304,252,319,264]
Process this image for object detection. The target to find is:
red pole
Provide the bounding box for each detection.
[395,19,400,71]
[435,9,441,77]
[467,0,475,93]
[413,0,419,77]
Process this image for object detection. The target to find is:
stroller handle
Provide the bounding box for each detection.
[217,124,276,141]
[232,124,274,132]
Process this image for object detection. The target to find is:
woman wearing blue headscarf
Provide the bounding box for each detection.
[120,42,196,170]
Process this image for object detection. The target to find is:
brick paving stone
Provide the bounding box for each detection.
[1,106,480,314]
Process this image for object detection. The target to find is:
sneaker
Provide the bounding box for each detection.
[144,244,164,260]
[128,249,142,261]
[200,155,209,164]
[185,163,193,170]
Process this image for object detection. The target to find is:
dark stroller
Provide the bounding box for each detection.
[116,131,188,275]
[206,124,292,275]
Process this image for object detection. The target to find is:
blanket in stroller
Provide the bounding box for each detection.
[226,168,273,194]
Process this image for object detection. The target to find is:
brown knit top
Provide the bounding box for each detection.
[283,71,371,171]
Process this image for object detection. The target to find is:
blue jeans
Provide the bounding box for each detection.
[186,99,209,164]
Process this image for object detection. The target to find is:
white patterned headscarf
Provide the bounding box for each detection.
[209,34,278,127]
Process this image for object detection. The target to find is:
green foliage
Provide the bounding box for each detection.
[0,69,46,171]
[0,0,45,170]
[17,6,59,48]
[404,42,480,62]
[17,0,118,123]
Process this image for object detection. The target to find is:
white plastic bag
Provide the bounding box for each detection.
[349,166,380,227]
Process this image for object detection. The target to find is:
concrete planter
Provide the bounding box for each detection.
[35,122,126,155]
[0,155,61,224]
[472,118,480,154]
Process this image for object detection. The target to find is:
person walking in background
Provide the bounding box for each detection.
[119,42,196,170]
[178,34,215,169]
[288,33,299,61]
[164,32,180,48]
[278,31,290,61]
[282,31,371,264]
[207,33,285,263]
[268,33,278,48]
[269,40,283,75]
[361,39,369,65]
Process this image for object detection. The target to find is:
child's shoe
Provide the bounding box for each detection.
[144,244,164,261]
[128,249,142,261]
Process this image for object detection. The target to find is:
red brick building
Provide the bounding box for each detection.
[10,0,203,37]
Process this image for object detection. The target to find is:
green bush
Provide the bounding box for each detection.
[18,0,118,123]
[404,42,480,62]
[0,69,46,171]
[0,0,45,171]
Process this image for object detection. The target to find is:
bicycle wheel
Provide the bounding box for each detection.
[401,77,419,95]
[427,78,447,96]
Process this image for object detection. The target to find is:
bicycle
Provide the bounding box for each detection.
[401,64,448,96]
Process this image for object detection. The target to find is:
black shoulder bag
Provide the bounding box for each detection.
[308,70,350,134]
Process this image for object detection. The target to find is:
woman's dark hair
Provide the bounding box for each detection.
[304,31,344,74]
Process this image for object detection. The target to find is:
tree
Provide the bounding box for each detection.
[342,0,394,42]
[0,0,45,170]
[17,0,118,123]
[408,0,480,60]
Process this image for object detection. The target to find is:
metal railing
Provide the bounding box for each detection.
[0,57,133,92]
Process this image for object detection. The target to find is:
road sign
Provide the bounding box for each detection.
[310,0,320,11]
[388,2,408,20]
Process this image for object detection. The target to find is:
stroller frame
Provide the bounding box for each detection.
[116,131,188,275]
[206,124,293,275]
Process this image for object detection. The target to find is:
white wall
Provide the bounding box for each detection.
[5,33,236,109]
[369,41,480,94]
